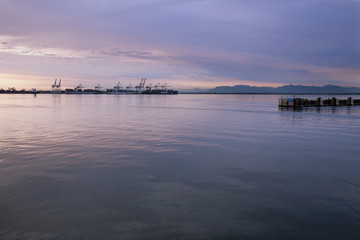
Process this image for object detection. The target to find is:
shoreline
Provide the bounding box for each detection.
[1,91,360,95]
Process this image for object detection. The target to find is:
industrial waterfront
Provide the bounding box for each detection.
[0,79,178,95]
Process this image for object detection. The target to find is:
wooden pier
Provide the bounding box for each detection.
[279,97,360,107]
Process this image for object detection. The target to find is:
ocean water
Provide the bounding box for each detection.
[0,94,359,240]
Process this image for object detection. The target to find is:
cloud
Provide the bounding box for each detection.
[0,0,359,88]
[0,44,84,59]
[98,49,164,61]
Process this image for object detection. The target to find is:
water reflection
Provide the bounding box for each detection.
[0,94,360,239]
[279,105,359,114]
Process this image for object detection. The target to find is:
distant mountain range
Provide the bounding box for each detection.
[181,85,360,94]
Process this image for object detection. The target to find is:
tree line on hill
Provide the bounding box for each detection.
[182,85,360,94]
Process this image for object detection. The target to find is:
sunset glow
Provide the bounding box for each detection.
[0,0,358,89]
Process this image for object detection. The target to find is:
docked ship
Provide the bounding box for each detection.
[141,81,178,94]
[65,84,105,94]
[106,81,137,94]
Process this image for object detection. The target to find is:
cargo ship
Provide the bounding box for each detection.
[65,84,105,94]
[141,81,178,94]
[106,81,137,94]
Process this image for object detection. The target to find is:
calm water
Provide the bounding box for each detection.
[0,94,359,239]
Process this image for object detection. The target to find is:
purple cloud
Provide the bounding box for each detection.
[0,0,359,88]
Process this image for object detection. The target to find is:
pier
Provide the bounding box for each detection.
[279,97,360,107]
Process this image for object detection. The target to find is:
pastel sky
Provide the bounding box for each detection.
[0,0,359,89]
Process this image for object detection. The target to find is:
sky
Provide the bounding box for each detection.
[0,0,359,90]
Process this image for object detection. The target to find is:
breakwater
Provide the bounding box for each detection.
[279,97,360,107]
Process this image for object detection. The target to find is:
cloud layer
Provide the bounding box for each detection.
[0,0,359,89]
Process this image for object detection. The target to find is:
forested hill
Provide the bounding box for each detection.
[207,85,360,94]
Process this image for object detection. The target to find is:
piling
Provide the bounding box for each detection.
[347,97,352,106]
[331,97,337,106]
[316,97,321,107]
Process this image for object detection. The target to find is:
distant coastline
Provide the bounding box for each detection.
[180,92,360,95]
[180,84,360,94]
[2,84,360,95]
